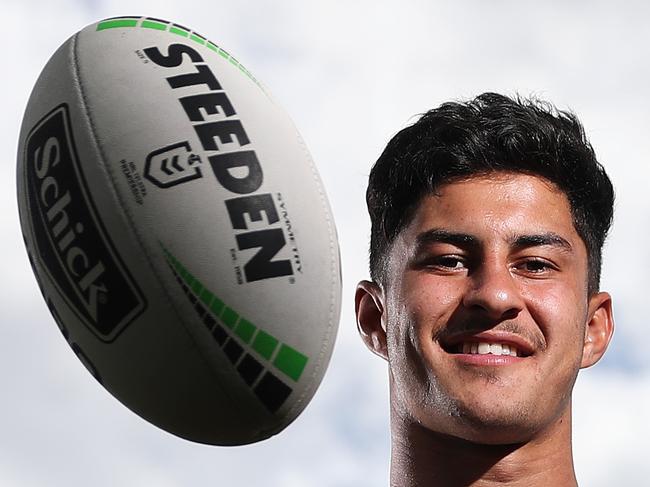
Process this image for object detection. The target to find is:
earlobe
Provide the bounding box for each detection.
[355,280,388,361]
[581,292,615,369]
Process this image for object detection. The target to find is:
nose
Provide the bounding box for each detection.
[462,260,523,321]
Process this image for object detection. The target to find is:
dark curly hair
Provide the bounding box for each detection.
[367,92,614,295]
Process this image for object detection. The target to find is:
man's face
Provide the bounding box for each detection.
[379,172,605,444]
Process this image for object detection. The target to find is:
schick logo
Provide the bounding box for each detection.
[23,105,146,341]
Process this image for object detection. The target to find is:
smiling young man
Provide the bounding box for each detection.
[355,93,615,486]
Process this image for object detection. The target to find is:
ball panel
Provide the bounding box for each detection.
[17,35,275,445]
[74,19,341,418]
[17,16,341,445]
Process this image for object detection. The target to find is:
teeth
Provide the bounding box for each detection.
[460,341,521,357]
[489,343,503,355]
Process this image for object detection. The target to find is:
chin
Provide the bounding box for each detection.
[454,418,539,446]
[424,397,544,445]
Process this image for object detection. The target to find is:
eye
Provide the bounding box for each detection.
[440,257,466,269]
[428,255,468,271]
[516,258,555,274]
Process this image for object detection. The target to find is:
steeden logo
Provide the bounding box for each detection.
[24,104,146,342]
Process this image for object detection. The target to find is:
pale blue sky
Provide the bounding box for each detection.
[2,1,649,485]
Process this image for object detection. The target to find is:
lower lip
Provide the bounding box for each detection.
[452,353,527,366]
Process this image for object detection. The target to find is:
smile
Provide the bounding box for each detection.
[441,331,535,361]
[456,342,522,357]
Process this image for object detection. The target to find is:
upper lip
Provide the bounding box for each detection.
[441,331,536,357]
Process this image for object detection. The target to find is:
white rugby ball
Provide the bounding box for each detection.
[17,16,341,445]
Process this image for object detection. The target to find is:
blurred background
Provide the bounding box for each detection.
[2,0,649,485]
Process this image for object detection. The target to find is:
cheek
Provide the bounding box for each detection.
[390,273,467,366]
[522,283,587,339]
[523,283,587,362]
[400,274,461,323]
[386,276,458,393]
[385,301,430,411]
[387,276,462,386]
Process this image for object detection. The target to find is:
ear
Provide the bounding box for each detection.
[355,280,388,361]
[581,291,614,369]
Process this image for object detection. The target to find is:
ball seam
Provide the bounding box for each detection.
[70,31,258,442]
[280,124,341,426]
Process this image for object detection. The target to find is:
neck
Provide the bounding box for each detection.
[389,404,578,487]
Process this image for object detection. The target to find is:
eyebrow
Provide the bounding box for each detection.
[415,228,573,253]
[511,233,573,252]
[415,229,479,249]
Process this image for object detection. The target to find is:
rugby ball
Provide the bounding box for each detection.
[16,16,341,445]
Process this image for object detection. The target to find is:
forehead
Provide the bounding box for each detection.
[398,172,580,248]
